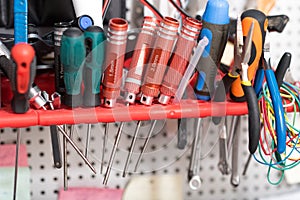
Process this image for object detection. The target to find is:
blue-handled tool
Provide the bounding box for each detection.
[261,32,287,154]
[14,0,28,44]
[194,0,230,101]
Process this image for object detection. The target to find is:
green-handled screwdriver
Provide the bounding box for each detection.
[83,25,105,159]
[60,27,86,190]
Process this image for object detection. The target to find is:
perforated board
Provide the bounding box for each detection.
[1,0,300,199]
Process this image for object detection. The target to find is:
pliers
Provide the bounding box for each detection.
[253,32,287,154]
[213,17,260,154]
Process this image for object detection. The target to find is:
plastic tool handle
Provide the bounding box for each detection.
[11,43,36,114]
[265,67,286,153]
[83,25,105,107]
[14,0,28,44]
[194,0,230,101]
[275,52,291,88]
[50,125,62,168]
[159,17,202,104]
[267,15,289,33]
[61,27,86,108]
[141,17,179,105]
[102,18,128,107]
[124,16,159,104]
[241,82,260,154]
[230,9,267,102]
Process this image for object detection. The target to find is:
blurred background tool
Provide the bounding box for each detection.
[102,18,128,185]
[194,0,230,101]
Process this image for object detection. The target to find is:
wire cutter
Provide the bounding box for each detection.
[254,32,287,154]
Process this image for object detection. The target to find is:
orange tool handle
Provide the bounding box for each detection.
[230,9,268,102]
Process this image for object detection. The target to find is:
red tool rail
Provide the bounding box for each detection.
[0,73,298,128]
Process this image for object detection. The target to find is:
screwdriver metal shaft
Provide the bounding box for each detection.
[13,128,21,200]
[63,125,68,190]
[103,121,125,185]
[123,120,142,177]
[101,123,109,174]
[57,125,97,174]
[134,119,157,172]
[85,124,91,158]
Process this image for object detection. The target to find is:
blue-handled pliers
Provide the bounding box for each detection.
[254,32,287,154]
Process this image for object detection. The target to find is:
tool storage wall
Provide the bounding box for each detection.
[0,0,300,200]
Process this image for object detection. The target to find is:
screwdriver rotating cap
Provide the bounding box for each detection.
[202,0,230,25]
[102,18,128,108]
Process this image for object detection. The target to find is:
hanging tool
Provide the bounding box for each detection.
[10,43,36,200]
[257,0,276,14]
[83,25,105,159]
[194,0,230,101]
[102,18,128,184]
[122,16,160,177]
[140,16,179,105]
[254,32,287,153]
[63,125,68,190]
[158,17,201,150]
[230,116,241,187]
[188,118,203,190]
[134,37,209,172]
[217,119,230,175]
[230,9,267,102]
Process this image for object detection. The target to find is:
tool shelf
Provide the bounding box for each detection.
[1,72,298,128]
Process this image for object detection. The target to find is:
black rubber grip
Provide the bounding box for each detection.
[50,125,62,168]
[177,118,187,149]
[212,74,237,125]
[242,84,260,154]
[275,52,291,88]
[267,15,289,33]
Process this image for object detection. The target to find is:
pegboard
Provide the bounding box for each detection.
[1,0,300,200]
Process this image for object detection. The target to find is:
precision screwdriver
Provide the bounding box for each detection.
[102,18,128,184]
[122,16,160,177]
[140,16,179,105]
[83,25,105,159]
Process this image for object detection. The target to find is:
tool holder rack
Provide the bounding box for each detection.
[1,72,298,128]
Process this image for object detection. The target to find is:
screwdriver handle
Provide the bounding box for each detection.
[230,9,268,101]
[159,17,202,104]
[10,43,36,113]
[140,17,179,106]
[61,27,86,108]
[124,16,160,104]
[83,25,105,107]
[194,0,230,101]
[102,18,128,108]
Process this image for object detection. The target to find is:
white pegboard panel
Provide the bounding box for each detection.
[1,116,300,200]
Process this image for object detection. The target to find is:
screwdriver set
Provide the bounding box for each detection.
[0,0,300,199]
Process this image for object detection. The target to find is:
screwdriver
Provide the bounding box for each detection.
[122,16,160,177]
[83,25,105,159]
[102,18,128,184]
[140,16,179,105]
[10,43,36,200]
[194,0,230,101]
[134,37,209,172]
[60,27,86,190]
